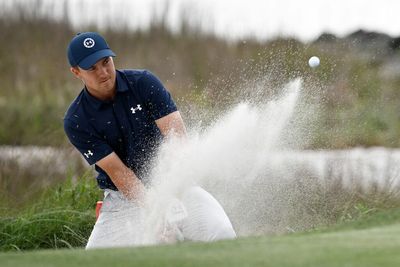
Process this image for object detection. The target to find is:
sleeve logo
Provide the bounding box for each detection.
[84,150,94,158]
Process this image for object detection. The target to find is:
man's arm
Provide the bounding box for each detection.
[155,111,187,137]
[96,152,145,202]
[95,111,185,201]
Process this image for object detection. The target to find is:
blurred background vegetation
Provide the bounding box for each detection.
[1,1,400,149]
[1,1,400,251]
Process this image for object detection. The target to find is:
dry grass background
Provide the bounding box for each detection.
[1,1,400,251]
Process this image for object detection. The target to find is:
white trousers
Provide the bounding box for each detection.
[86,186,236,249]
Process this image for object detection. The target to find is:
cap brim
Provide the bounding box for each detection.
[78,49,116,70]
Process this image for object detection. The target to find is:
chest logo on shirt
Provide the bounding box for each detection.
[130,104,142,114]
[84,150,93,158]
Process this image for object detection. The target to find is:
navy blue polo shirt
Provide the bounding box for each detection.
[64,69,177,190]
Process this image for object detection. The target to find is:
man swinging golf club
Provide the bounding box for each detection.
[64,32,236,248]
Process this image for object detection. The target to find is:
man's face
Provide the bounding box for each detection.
[71,57,116,98]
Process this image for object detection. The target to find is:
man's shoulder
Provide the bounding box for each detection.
[63,90,85,124]
[119,69,155,84]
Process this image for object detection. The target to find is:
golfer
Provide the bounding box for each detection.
[64,32,236,249]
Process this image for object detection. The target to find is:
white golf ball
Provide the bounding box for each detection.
[308,56,320,68]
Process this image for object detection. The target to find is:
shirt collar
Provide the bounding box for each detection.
[116,70,129,92]
[83,69,129,110]
[83,87,105,110]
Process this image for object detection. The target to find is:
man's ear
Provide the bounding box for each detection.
[70,67,81,79]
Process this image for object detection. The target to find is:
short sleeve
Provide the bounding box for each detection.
[64,119,113,165]
[138,71,178,120]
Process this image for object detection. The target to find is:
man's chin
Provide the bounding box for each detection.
[104,85,116,96]
[101,81,114,90]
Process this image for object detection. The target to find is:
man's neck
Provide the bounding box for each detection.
[85,85,116,101]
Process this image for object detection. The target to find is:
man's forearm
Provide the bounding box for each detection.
[156,111,187,138]
[112,167,146,202]
[96,152,146,202]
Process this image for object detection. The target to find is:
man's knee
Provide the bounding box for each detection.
[180,186,237,242]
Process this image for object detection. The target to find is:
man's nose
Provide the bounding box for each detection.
[97,66,108,76]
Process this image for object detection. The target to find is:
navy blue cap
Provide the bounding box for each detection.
[67,32,116,70]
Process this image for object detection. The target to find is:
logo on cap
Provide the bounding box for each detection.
[83,38,95,48]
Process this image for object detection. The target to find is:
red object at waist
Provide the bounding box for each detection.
[95,201,103,220]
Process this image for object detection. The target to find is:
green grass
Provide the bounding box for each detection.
[0,173,102,250]
[0,197,400,267]
[1,217,400,267]
[0,173,399,266]
[1,167,399,253]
